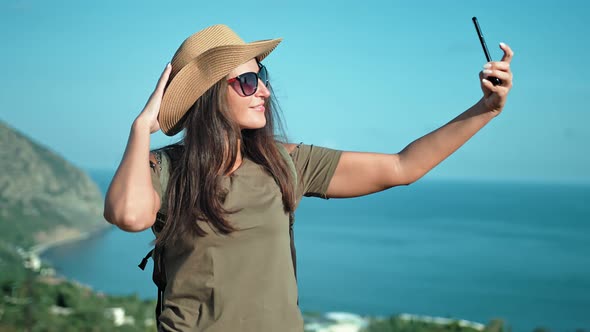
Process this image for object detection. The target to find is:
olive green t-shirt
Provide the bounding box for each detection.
[149,143,342,332]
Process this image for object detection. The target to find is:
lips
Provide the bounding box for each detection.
[250,104,265,112]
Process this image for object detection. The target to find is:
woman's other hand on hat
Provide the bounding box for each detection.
[136,63,172,134]
[479,42,514,116]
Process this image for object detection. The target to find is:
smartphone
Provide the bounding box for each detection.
[472,17,502,86]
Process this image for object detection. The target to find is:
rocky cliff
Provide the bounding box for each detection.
[0,120,106,248]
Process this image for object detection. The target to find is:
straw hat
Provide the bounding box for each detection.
[159,24,282,136]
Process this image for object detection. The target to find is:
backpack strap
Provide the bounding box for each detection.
[138,249,153,270]
[154,150,171,212]
[140,149,171,271]
[142,149,172,325]
[153,149,171,324]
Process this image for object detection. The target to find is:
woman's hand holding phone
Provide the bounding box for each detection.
[480,43,514,115]
[472,17,514,115]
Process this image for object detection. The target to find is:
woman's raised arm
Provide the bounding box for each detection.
[326,43,514,198]
[103,63,171,232]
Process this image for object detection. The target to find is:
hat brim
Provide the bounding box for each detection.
[159,38,282,136]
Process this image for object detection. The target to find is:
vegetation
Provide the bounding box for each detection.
[1,243,156,331]
[0,121,105,249]
[362,316,505,332]
[0,121,154,331]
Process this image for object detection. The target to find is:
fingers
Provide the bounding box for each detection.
[499,42,514,63]
[481,77,496,91]
[481,59,513,88]
[478,43,514,113]
[479,63,513,94]
[155,63,172,95]
[482,67,512,82]
[485,61,510,71]
[143,63,172,112]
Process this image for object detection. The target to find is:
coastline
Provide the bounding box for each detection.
[20,224,491,332]
[30,223,112,256]
[28,179,590,332]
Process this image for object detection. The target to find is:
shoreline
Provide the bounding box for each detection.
[30,224,112,256]
[27,214,588,332]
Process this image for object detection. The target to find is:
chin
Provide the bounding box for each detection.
[240,119,267,130]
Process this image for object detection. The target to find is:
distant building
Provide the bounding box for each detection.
[398,313,486,331]
[50,305,73,316]
[104,307,135,327]
[23,252,41,271]
[304,312,368,332]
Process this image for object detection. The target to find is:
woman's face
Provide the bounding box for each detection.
[226,58,271,130]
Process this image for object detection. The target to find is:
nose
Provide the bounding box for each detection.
[255,79,271,98]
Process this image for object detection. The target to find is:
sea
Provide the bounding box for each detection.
[41,170,590,332]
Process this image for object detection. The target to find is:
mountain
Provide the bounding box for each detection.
[0,120,160,331]
[0,120,106,249]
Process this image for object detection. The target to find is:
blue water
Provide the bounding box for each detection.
[43,171,590,332]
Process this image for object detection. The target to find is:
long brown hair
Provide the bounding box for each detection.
[156,76,296,246]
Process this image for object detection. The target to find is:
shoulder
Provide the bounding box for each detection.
[151,144,183,164]
[281,142,303,154]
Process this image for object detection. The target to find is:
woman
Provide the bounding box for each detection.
[104,24,514,331]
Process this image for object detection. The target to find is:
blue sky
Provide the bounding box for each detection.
[1,0,588,183]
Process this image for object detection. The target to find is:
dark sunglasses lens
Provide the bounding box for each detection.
[240,73,258,96]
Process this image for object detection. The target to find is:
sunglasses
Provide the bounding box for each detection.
[227,63,269,96]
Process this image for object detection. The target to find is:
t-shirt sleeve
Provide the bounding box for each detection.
[289,143,342,200]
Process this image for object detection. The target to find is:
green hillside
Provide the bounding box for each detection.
[0,121,105,249]
[0,121,160,331]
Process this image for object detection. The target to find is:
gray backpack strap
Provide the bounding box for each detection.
[152,149,171,232]
[155,149,171,213]
[141,148,172,326]
[139,148,172,270]
[154,149,171,322]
